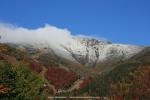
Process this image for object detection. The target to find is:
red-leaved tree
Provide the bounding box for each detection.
[45,67,78,90]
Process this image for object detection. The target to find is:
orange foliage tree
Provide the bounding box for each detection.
[0,85,9,94]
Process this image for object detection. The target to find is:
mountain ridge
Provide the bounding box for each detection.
[4,36,145,67]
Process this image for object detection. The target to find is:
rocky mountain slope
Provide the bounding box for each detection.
[62,37,145,67]
[9,37,145,67]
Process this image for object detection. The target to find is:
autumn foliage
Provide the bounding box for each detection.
[45,67,78,90]
[0,44,8,53]
[110,66,150,99]
[0,85,9,94]
[79,77,93,89]
[27,60,42,73]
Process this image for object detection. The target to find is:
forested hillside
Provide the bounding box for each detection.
[0,43,150,100]
[76,47,150,100]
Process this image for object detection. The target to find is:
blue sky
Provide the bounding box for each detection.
[0,0,150,45]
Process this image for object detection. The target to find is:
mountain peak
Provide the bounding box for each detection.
[73,37,112,46]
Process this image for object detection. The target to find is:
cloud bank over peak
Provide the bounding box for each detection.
[0,23,109,48]
[0,23,74,46]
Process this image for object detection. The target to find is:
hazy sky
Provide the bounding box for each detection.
[0,0,149,45]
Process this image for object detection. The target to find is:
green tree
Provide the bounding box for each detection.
[0,62,16,100]
[0,62,48,100]
[14,62,47,100]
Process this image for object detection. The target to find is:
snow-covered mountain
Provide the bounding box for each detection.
[0,24,145,67]
[52,37,145,67]
[13,36,145,67]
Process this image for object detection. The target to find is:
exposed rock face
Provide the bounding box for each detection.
[61,37,144,67]
[6,37,145,67]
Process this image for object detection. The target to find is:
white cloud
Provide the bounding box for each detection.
[0,23,73,46]
[0,23,108,47]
